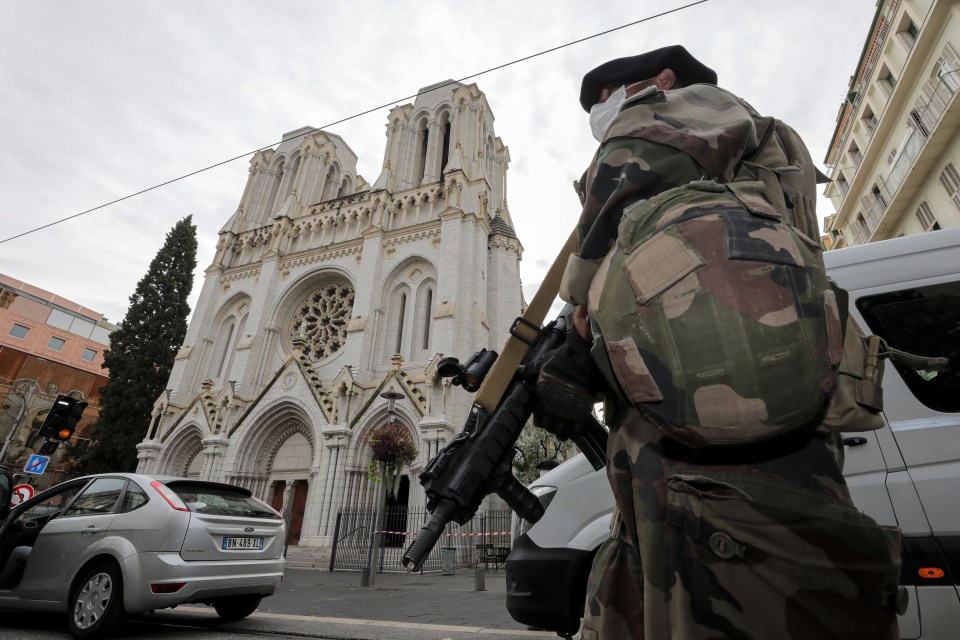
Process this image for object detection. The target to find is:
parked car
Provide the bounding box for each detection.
[506,227,960,639]
[0,472,285,638]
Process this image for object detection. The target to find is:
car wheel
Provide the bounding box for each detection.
[67,562,125,639]
[212,594,262,621]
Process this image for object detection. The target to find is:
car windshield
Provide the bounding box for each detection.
[165,482,281,519]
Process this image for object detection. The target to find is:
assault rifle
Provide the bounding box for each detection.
[401,307,608,571]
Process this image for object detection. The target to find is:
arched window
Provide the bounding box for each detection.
[282,155,301,199]
[221,315,246,382]
[440,115,452,175]
[383,285,411,362]
[395,293,407,354]
[411,280,435,360]
[422,287,433,350]
[264,160,285,221]
[321,164,339,201]
[215,320,236,378]
[416,119,429,185]
[289,282,355,361]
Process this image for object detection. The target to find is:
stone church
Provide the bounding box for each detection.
[135,80,524,548]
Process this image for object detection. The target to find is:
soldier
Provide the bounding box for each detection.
[530,46,904,639]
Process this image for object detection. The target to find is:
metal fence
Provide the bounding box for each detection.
[329,506,512,573]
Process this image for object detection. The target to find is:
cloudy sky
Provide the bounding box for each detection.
[0,0,877,325]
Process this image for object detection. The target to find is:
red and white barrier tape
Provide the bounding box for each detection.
[375,530,510,537]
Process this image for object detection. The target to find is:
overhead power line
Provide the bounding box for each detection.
[0,0,710,245]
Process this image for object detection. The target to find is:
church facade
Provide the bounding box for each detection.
[135,80,523,547]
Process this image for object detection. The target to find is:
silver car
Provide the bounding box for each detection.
[0,472,285,638]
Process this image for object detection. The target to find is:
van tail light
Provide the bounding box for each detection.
[151,582,186,594]
[918,567,945,579]
[150,481,189,511]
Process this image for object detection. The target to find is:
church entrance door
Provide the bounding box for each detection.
[288,480,308,545]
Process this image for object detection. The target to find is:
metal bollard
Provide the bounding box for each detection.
[360,568,370,587]
[474,568,486,591]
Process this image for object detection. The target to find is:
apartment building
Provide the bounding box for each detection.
[824,0,960,247]
[0,274,114,486]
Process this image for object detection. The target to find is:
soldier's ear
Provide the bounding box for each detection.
[656,69,677,90]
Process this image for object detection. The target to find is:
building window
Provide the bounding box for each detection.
[915,202,940,231]
[861,105,877,137]
[880,67,897,95]
[422,288,433,351]
[289,282,356,361]
[937,49,960,93]
[897,15,919,49]
[215,321,235,377]
[8,323,29,339]
[872,184,888,209]
[938,162,960,212]
[834,174,850,198]
[395,293,407,354]
[848,143,863,168]
[910,108,931,137]
[440,120,452,175]
[416,119,429,185]
[48,336,66,351]
[81,348,97,362]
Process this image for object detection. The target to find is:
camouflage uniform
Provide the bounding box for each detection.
[572,84,902,639]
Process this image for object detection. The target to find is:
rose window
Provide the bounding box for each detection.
[289,282,355,360]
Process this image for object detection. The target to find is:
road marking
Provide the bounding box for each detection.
[174,605,554,636]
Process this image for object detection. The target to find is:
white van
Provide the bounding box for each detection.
[506,226,960,639]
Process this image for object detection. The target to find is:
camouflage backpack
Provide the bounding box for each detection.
[586,120,848,447]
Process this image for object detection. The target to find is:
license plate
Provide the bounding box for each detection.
[222,536,264,550]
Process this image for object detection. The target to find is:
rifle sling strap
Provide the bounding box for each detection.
[474,228,579,414]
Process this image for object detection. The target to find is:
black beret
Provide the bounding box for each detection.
[579,45,718,112]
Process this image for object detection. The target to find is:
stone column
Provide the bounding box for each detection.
[200,435,229,481]
[136,441,162,474]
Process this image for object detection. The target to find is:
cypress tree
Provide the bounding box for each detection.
[71,216,198,474]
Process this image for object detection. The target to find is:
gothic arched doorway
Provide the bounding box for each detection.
[383,476,410,547]
[266,430,312,545]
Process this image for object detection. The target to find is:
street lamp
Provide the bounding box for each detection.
[365,391,406,587]
[381,391,404,423]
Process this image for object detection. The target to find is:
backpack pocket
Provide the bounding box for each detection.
[591,182,840,447]
[664,472,903,639]
[815,317,886,434]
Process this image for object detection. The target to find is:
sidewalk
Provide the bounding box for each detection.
[259,567,537,631]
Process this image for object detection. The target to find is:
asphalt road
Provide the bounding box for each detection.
[0,568,558,640]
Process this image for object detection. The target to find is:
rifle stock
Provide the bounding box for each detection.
[401,311,608,571]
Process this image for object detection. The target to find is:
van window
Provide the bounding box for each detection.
[856,281,960,413]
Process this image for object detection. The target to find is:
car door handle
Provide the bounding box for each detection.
[843,436,869,447]
[81,526,101,535]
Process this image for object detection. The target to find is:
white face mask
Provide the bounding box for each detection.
[589,85,628,143]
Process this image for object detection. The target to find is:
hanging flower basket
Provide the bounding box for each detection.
[366,422,417,497]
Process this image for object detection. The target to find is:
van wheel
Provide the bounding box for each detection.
[68,562,125,638]
[212,594,262,621]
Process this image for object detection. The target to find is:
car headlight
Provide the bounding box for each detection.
[512,485,558,540]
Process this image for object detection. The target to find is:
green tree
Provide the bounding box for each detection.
[69,216,197,474]
[512,421,579,486]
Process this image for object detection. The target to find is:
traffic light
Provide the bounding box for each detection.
[38,395,87,442]
[38,440,60,456]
